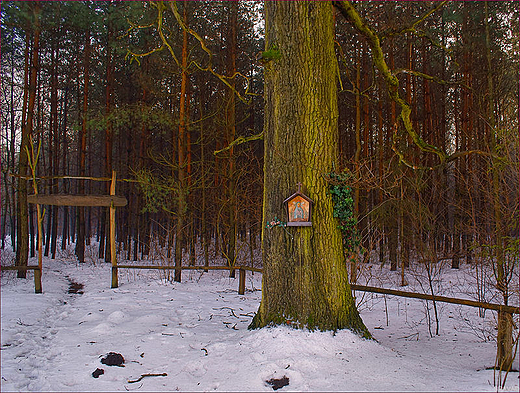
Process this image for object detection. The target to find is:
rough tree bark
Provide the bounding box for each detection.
[76,30,90,263]
[484,1,513,372]
[225,0,238,278]
[16,2,41,277]
[251,1,369,335]
[174,2,190,282]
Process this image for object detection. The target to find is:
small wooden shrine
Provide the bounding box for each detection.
[283,183,313,227]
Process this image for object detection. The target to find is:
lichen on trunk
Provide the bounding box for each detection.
[251,1,369,337]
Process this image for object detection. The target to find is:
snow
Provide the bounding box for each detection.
[1,241,518,392]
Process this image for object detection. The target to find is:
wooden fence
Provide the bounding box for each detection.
[115,264,262,295]
[2,260,517,316]
[1,265,42,293]
[19,171,126,292]
[350,284,519,315]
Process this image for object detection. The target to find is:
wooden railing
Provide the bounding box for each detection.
[2,261,517,316]
[24,171,126,291]
[115,264,262,295]
[1,265,42,293]
[350,283,519,315]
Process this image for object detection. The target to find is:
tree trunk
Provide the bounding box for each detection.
[199,98,209,271]
[251,1,369,335]
[484,2,512,372]
[50,36,59,260]
[16,3,42,277]
[4,32,18,251]
[174,2,190,282]
[29,206,35,257]
[387,36,398,272]
[103,12,115,263]
[76,30,90,263]
[226,0,238,278]
[61,86,69,250]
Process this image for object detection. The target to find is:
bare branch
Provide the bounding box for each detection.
[214,131,264,156]
[380,1,448,40]
[334,0,448,165]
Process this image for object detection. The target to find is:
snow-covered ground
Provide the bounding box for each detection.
[1,241,518,392]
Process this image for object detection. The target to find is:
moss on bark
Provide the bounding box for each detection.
[253,1,370,338]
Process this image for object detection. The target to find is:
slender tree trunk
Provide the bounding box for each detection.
[484,2,512,372]
[14,26,31,255]
[251,1,369,335]
[29,206,35,257]
[377,82,384,265]
[76,30,89,263]
[387,37,398,272]
[360,48,370,259]
[199,98,209,271]
[44,205,51,257]
[103,14,115,263]
[61,87,69,250]
[174,3,189,282]
[226,0,238,278]
[186,86,196,267]
[16,3,42,277]
[352,46,362,283]
[50,36,59,260]
[4,33,18,251]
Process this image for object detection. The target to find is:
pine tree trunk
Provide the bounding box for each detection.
[50,37,59,260]
[352,47,362,283]
[76,30,89,263]
[199,98,209,271]
[484,2,512,372]
[29,206,35,257]
[387,37,398,272]
[61,87,69,251]
[4,35,18,251]
[226,0,238,278]
[103,13,115,263]
[251,1,369,335]
[174,3,190,282]
[16,3,42,277]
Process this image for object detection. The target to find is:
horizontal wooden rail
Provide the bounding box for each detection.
[1,265,41,271]
[9,173,138,183]
[115,264,261,295]
[115,264,263,273]
[350,284,519,315]
[27,194,127,207]
[9,173,112,181]
[1,265,42,293]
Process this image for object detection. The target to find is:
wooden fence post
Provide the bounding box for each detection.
[238,268,245,295]
[110,171,118,288]
[34,268,42,293]
[35,202,43,293]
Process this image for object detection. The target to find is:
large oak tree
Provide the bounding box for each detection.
[250,1,369,335]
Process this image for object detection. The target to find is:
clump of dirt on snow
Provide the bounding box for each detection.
[67,281,84,294]
[101,352,125,367]
[266,375,289,390]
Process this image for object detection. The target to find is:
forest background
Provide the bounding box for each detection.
[1,0,518,359]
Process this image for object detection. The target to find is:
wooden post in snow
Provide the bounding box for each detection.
[27,144,43,294]
[35,201,43,293]
[110,171,118,288]
[238,268,246,295]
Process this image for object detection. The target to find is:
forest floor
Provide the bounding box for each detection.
[1,239,518,392]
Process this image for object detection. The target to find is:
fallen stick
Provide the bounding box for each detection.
[127,373,168,384]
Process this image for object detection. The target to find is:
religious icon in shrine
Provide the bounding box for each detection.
[283,183,313,227]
